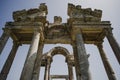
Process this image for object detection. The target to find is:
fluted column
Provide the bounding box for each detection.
[0,29,10,55]
[0,41,20,80]
[44,56,52,80]
[96,43,116,80]
[75,34,89,80]
[20,28,41,80]
[31,42,44,80]
[106,29,120,64]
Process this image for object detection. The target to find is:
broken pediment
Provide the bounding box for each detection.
[13,3,48,22]
[67,3,102,23]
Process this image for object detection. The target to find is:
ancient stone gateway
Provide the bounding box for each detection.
[0,3,120,80]
[41,46,74,80]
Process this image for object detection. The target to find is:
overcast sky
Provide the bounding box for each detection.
[0,0,120,80]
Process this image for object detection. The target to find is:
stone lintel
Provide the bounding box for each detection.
[48,23,66,28]
[18,40,102,45]
[50,75,69,79]
[71,22,111,28]
[44,39,72,44]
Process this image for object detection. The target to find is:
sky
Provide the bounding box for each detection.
[0,0,120,80]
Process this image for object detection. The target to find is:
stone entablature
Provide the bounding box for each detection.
[4,21,111,44]
[4,3,110,44]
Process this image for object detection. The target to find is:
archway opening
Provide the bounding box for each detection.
[50,55,68,75]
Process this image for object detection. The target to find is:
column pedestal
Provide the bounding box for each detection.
[0,42,19,80]
[96,43,116,80]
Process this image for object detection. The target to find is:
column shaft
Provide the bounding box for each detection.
[97,44,116,80]
[0,42,19,80]
[44,57,52,80]
[0,30,10,54]
[32,42,44,80]
[68,64,74,80]
[72,45,80,80]
[20,29,40,80]
[75,34,89,80]
[106,29,120,64]
[44,63,50,80]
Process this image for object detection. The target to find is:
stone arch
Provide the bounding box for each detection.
[47,46,70,57]
[41,46,74,80]
[41,46,74,67]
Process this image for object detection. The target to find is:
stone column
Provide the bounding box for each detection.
[44,56,52,80]
[106,29,120,64]
[75,34,89,80]
[0,41,19,80]
[72,44,80,80]
[0,29,10,55]
[68,63,74,80]
[31,42,44,80]
[66,55,74,80]
[96,43,116,80]
[20,28,41,80]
